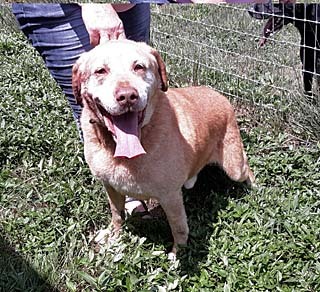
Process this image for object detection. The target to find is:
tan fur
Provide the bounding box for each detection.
[72,40,254,258]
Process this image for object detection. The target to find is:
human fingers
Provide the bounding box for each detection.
[89,30,100,47]
[99,27,125,43]
[117,30,126,40]
[99,31,111,44]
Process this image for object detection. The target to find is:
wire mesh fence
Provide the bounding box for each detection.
[150,3,320,141]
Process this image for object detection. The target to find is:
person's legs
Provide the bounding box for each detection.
[118,3,150,43]
[12,4,91,137]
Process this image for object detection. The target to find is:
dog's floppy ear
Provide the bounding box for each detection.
[150,49,168,92]
[72,56,86,107]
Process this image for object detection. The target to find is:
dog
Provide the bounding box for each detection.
[250,3,320,97]
[72,39,254,259]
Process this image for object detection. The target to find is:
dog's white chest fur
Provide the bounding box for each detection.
[86,149,153,198]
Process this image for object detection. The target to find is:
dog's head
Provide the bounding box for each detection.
[72,40,168,158]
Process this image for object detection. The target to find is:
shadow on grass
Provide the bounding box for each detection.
[126,164,250,275]
[179,165,249,276]
[0,231,58,292]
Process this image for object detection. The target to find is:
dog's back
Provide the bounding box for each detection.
[167,86,235,158]
[161,86,252,185]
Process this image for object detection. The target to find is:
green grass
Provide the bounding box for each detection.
[1,6,320,292]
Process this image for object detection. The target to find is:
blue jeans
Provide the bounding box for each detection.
[12,4,151,138]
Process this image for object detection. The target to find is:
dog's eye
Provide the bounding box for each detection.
[134,64,146,72]
[95,68,108,75]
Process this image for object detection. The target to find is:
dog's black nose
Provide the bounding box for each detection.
[115,87,139,106]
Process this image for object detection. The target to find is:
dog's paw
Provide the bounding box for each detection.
[92,225,121,246]
[93,228,110,245]
[167,251,177,261]
[167,245,179,261]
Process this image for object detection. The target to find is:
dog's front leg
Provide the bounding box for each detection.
[104,184,125,239]
[159,190,189,260]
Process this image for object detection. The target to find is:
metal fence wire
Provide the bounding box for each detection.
[150,3,320,121]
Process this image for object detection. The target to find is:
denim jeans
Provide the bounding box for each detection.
[12,4,151,138]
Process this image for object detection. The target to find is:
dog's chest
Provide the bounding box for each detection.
[106,163,147,196]
[87,150,159,197]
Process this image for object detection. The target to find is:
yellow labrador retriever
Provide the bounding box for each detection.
[72,39,254,258]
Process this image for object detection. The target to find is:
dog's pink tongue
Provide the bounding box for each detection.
[112,112,146,158]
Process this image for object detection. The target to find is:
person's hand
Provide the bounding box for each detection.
[81,4,126,47]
